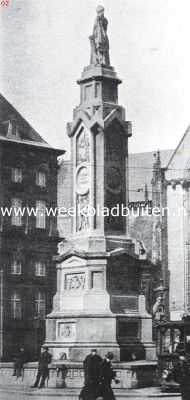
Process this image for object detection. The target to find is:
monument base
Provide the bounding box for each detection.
[46,311,156,362]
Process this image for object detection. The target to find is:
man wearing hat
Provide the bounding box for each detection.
[100,352,119,400]
[31,345,52,388]
[79,349,102,400]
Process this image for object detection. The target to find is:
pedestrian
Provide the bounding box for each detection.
[12,347,28,378]
[31,345,52,388]
[173,353,190,400]
[99,352,119,400]
[79,349,102,400]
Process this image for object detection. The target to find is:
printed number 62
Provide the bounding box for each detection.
[1,1,9,6]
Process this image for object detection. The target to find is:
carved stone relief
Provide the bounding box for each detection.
[76,193,90,231]
[75,128,91,232]
[76,129,90,165]
[57,322,76,342]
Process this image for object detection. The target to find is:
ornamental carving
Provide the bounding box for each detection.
[76,193,90,231]
[76,129,90,165]
[75,164,90,195]
[75,129,91,232]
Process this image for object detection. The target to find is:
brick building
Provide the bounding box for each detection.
[0,94,64,360]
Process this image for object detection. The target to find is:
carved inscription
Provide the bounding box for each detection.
[65,273,85,290]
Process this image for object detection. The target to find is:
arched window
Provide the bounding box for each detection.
[35,164,48,188]
[36,171,46,187]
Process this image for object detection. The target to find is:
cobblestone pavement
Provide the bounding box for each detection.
[0,385,182,400]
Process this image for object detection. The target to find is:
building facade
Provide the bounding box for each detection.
[0,94,64,360]
[127,129,190,321]
[162,126,190,320]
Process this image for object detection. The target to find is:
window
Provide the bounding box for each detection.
[36,200,46,229]
[34,291,46,318]
[36,171,46,187]
[11,168,22,183]
[11,260,22,275]
[11,198,22,226]
[10,292,22,319]
[35,261,46,277]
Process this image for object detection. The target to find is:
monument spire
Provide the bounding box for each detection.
[89,5,110,66]
[45,7,156,369]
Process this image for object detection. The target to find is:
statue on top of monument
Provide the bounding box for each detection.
[89,5,110,66]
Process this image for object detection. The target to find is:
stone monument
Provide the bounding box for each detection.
[46,6,156,364]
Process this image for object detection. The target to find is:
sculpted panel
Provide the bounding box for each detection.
[76,129,90,165]
[57,322,76,342]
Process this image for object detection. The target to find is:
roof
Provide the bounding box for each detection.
[164,125,190,181]
[128,149,173,202]
[166,125,190,169]
[0,93,65,154]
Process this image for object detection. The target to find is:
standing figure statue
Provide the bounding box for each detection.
[89,5,110,66]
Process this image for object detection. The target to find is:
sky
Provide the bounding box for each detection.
[0,0,190,156]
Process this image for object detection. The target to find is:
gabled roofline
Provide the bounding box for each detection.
[0,92,65,155]
[0,93,48,144]
[166,125,190,169]
[0,135,65,155]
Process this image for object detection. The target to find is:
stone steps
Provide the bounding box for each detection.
[0,385,181,398]
[0,363,180,398]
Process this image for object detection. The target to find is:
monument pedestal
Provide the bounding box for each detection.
[46,237,156,362]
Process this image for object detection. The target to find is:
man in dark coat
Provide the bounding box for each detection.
[100,352,118,400]
[31,345,52,388]
[79,349,102,400]
[173,353,190,400]
[13,347,28,378]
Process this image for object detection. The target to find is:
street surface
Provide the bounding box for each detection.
[0,385,182,400]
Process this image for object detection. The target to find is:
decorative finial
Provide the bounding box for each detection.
[89,6,110,66]
[153,150,161,167]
